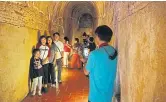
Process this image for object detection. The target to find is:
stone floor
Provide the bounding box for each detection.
[23,68,89,102]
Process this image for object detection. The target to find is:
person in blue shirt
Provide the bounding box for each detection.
[82,25,118,102]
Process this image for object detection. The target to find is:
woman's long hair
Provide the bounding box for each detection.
[46,36,54,45]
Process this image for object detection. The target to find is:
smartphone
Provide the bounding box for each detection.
[83,48,89,58]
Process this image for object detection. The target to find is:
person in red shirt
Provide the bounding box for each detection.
[63,37,71,68]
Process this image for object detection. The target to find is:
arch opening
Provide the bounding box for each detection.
[50,1,99,44]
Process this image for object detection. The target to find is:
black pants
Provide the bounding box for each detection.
[43,64,49,84]
[115,93,121,102]
[48,63,55,84]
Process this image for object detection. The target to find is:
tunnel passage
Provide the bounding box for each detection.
[50,1,99,44]
[0,1,166,102]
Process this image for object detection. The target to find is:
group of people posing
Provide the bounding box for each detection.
[30,32,96,96]
[30,25,118,102]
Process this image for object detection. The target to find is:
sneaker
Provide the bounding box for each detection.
[38,91,42,96]
[52,84,56,88]
[31,91,36,96]
[58,80,62,84]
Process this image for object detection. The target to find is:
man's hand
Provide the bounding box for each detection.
[80,58,89,75]
[80,58,87,63]
[83,66,89,75]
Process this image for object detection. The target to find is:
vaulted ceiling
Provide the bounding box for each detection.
[49,1,106,39]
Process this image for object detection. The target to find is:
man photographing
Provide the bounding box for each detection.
[82,25,118,102]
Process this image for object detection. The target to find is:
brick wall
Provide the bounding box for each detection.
[0,1,54,102]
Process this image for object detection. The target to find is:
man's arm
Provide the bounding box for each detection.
[66,43,72,48]
[60,42,64,58]
[83,65,89,75]
[81,58,89,75]
[82,53,95,76]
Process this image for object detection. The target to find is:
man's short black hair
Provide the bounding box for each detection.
[95,25,113,42]
[32,49,40,55]
[53,32,60,36]
[75,38,79,43]
[64,36,69,42]
[89,37,94,42]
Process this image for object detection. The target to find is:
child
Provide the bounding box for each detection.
[30,49,43,96]
[36,35,50,93]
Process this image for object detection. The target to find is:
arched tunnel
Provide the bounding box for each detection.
[0,1,166,102]
[50,1,100,44]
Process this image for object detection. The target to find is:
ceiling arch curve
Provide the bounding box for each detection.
[51,1,105,21]
[50,1,106,44]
